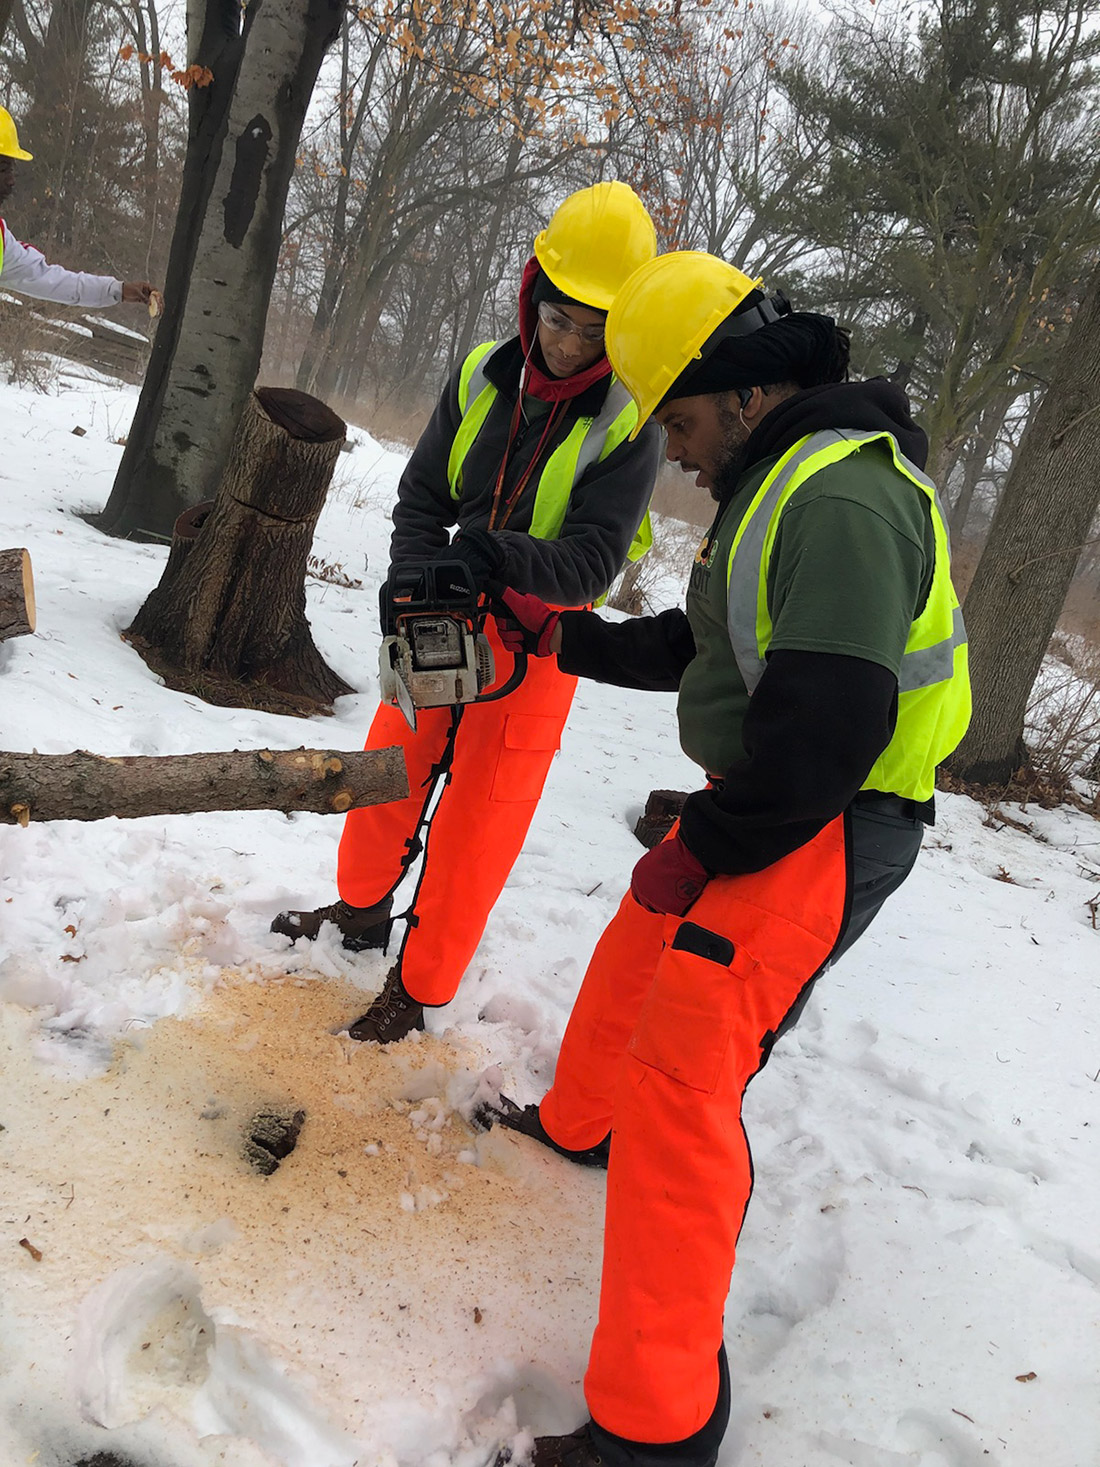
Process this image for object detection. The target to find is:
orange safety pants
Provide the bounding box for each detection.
[336,619,578,1008]
[540,815,849,1446]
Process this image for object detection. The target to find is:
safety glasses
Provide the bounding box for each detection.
[537,300,606,346]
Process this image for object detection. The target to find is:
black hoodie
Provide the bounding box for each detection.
[558,379,936,877]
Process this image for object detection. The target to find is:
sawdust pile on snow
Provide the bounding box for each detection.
[0,970,605,1466]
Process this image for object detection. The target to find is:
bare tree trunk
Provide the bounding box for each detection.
[0,0,14,48]
[313,259,388,401]
[19,0,98,252]
[0,548,35,641]
[450,135,524,369]
[126,387,353,714]
[93,0,248,541]
[948,390,1015,540]
[1,745,407,824]
[96,0,343,541]
[947,263,1100,785]
[947,433,986,542]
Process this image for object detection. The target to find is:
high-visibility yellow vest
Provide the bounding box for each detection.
[446,340,652,565]
[725,429,971,801]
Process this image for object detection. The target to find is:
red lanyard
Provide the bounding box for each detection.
[488,389,567,532]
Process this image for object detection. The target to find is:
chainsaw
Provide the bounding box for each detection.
[378,561,526,730]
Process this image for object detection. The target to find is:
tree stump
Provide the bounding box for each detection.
[0,745,407,825]
[0,548,35,642]
[126,388,353,716]
[633,789,689,848]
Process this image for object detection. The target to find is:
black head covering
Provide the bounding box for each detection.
[530,266,607,318]
[660,287,850,404]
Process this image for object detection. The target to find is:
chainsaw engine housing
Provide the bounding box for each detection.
[379,561,495,728]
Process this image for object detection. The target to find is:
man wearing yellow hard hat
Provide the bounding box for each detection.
[271,182,661,1042]
[481,252,972,1467]
[0,108,157,308]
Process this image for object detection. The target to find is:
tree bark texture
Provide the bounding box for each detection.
[97,0,343,541]
[947,262,1100,786]
[0,549,36,641]
[94,0,249,541]
[0,746,407,826]
[126,388,353,715]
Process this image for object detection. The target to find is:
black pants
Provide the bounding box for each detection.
[773,793,924,1045]
[837,792,925,960]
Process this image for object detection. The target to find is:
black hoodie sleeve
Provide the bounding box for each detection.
[556,607,696,692]
[678,649,899,875]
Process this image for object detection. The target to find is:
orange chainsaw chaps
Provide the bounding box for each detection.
[337,617,578,1008]
[542,817,850,1445]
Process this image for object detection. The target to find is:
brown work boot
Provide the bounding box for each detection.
[270,897,392,952]
[347,965,425,1043]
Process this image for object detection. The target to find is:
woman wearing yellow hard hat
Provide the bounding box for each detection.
[0,106,157,308]
[272,181,662,1044]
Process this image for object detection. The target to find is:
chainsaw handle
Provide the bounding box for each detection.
[475,647,528,703]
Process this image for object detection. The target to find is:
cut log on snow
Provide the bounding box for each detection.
[126,387,353,717]
[0,746,407,826]
[0,549,35,642]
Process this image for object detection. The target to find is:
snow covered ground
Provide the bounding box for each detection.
[0,371,1097,1467]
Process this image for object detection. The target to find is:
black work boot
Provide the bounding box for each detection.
[347,965,425,1043]
[498,1349,729,1467]
[474,1094,610,1170]
[270,897,392,952]
[496,1424,603,1466]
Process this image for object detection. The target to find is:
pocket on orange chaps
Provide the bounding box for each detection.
[489,713,563,803]
[628,920,761,1096]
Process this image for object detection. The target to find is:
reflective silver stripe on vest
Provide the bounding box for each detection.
[570,378,634,479]
[726,431,848,691]
[464,354,493,410]
[726,429,957,694]
[898,603,967,691]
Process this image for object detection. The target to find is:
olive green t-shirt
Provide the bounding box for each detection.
[678,440,936,775]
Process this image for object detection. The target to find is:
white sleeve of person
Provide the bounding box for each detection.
[0,221,122,307]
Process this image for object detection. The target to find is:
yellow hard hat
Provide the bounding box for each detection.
[607,251,793,435]
[0,107,33,161]
[533,181,657,312]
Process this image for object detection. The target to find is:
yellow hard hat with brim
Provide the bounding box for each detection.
[534,181,657,312]
[607,251,793,436]
[0,107,33,161]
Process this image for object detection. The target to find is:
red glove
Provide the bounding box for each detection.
[496,587,561,657]
[630,835,710,916]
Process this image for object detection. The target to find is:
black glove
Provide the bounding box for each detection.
[437,527,506,593]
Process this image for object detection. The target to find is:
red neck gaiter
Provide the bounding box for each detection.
[517,256,613,404]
